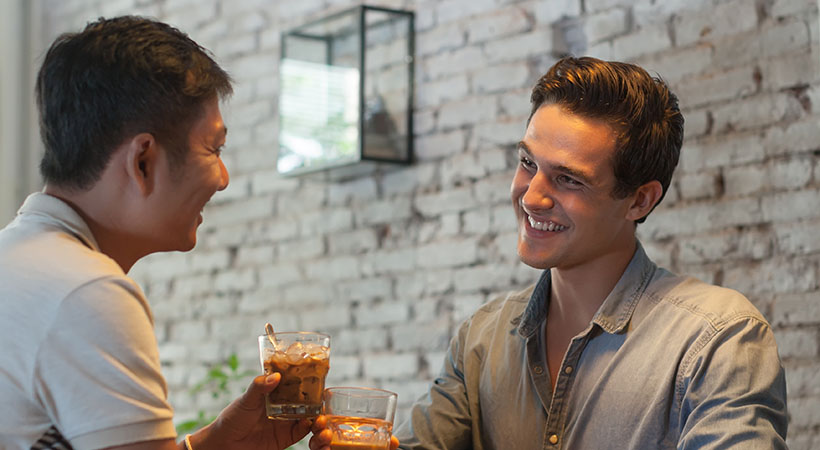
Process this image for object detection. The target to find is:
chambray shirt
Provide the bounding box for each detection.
[396,243,788,449]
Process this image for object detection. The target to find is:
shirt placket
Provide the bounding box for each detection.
[538,331,591,449]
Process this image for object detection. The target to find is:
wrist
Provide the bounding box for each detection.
[187,423,219,450]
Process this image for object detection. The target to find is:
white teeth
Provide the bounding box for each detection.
[527,215,567,232]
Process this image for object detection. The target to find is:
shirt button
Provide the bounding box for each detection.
[564,366,573,375]
[534,366,543,375]
[549,434,559,445]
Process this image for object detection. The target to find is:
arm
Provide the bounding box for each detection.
[677,317,788,449]
[39,278,322,450]
[394,320,474,450]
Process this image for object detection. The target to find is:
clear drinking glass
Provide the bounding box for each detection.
[323,387,398,450]
[258,332,331,419]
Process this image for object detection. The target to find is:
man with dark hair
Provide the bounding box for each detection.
[394,57,788,449]
[0,16,332,450]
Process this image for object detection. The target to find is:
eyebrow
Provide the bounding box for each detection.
[516,141,595,184]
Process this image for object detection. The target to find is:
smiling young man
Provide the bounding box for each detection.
[395,57,788,449]
[0,16,331,450]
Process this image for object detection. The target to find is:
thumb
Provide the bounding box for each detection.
[240,373,281,409]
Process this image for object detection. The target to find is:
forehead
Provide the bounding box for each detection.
[523,104,618,172]
[188,98,226,142]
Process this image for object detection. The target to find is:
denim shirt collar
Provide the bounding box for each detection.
[516,241,657,337]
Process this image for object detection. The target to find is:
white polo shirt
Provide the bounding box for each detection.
[0,193,175,449]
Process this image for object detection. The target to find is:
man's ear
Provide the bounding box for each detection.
[625,180,663,222]
[123,133,158,197]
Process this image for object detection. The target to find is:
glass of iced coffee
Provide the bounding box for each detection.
[323,387,398,450]
[258,332,330,419]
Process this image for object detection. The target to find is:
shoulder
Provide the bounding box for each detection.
[644,268,768,329]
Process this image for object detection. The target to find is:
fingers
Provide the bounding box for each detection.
[310,415,327,434]
[308,428,332,450]
[391,434,400,450]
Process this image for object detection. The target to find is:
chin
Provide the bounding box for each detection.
[517,244,554,270]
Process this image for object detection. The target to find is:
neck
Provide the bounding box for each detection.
[44,185,146,273]
[548,237,637,329]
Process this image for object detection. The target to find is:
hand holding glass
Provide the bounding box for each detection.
[323,387,398,450]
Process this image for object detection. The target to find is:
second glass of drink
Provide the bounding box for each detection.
[323,387,398,450]
[258,331,331,419]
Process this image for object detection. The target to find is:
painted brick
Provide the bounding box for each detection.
[416,22,466,57]
[205,196,275,227]
[355,301,410,327]
[770,0,818,18]
[534,0,581,23]
[679,133,766,172]
[436,0,498,24]
[471,119,526,147]
[473,62,531,94]
[762,50,820,90]
[304,255,361,281]
[462,208,492,236]
[359,197,414,225]
[677,171,718,200]
[325,355,361,381]
[417,239,479,269]
[483,29,555,64]
[761,189,820,223]
[214,267,256,293]
[337,277,393,301]
[674,0,758,47]
[381,163,438,197]
[327,178,379,206]
[711,93,799,134]
[441,152,489,186]
[415,129,467,160]
[676,66,758,109]
[584,7,628,44]
[438,96,498,130]
[415,187,478,217]
[300,208,354,237]
[773,291,820,327]
[300,305,352,330]
[333,327,389,355]
[453,263,517,292]
[416,74,470,109]
[775,328,819,359]
[424,46,487,80]
[775,219,820,256]
[763,117,820,157]
[391,319,452,351]
[362,352,418,379]
[612,23,673,61]
[328,229,379,254]
[467,6,531,44]
[723,257,817,296]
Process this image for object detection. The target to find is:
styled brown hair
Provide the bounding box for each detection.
[530,56,684,223]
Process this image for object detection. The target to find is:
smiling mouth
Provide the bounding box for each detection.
[527,215,567,232]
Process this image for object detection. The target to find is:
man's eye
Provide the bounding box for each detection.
[557,175,581,186]
[519,156,535,169]
[211,145,225,157]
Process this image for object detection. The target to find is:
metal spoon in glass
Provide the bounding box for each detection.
[265,322,278,348]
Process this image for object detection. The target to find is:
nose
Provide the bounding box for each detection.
[521,171,555,211]
[217,157,230,191]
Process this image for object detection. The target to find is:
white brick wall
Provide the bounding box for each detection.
[36,0,820,446]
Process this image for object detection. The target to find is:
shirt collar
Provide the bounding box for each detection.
[516,241,657,337]
[17,192,101,252]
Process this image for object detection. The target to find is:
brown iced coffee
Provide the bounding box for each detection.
[259,332,330,420]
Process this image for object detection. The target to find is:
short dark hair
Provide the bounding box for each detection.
[36,16,233,190]
[529,56,684,223]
